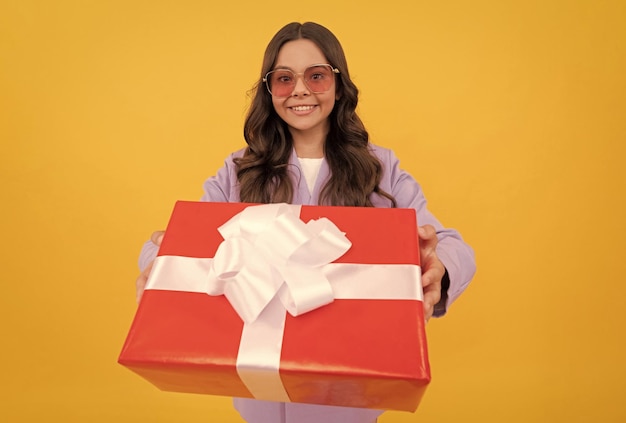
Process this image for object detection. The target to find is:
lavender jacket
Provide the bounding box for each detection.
[138,144,476,423]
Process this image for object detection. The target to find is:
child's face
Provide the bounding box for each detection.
[271,39,338,142]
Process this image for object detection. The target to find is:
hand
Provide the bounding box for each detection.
[418,225,446,321]
[135,231,165,303]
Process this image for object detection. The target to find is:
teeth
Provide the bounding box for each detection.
[292,106,314,111]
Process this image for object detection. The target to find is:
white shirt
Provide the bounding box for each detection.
[298,157,323,195]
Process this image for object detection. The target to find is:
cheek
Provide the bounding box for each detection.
[271,97,280,112]
[323,93,337,111]
[271,97,288,119]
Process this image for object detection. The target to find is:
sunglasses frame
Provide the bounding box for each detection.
[263,63,340,97]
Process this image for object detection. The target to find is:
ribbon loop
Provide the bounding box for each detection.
[206,204,352,323]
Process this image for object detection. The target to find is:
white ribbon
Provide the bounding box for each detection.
[144,203,422,403]
[206,203,352,324]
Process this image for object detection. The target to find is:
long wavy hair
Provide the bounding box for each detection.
[235,21,396,207]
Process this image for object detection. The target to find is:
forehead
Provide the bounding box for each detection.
[274,39,328,70]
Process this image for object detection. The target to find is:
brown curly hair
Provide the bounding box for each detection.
[235,21,396,207]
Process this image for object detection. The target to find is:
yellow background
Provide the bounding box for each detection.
[1,0,625,421]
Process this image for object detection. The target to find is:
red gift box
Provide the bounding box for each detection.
[119,201,430,412]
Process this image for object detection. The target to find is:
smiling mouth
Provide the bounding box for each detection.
[291,105,316,112]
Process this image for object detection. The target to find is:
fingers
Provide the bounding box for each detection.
[135,260,155,304]
[418,224,444,321]
[151,230,165,246]
[135,231,164,304]
[422,280,441,321]
[418,225,444,286]
[421,258,443,321]
[421,260,445,289]
[418,224,438,251]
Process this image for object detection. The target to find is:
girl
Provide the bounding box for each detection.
[136,21,476,423]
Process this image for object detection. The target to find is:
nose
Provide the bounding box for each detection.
[292,74,310,96]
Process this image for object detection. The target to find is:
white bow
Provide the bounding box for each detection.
[205,203,352,324]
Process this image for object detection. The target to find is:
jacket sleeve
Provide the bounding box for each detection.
[138,154,240,271]
[383,148,476,317]
[200,153,240,203]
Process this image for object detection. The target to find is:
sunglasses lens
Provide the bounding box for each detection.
[303,65,334,93]
[266,65,336,97]
[268,70,296,97]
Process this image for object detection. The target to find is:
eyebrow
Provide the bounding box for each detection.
[271,64,330,72]
[272,65,294,71]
